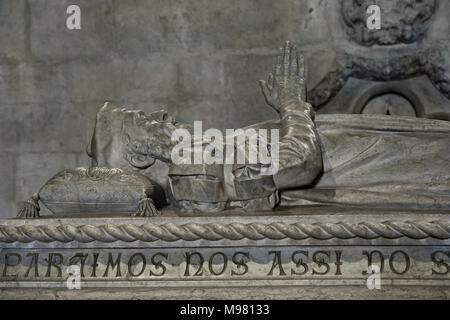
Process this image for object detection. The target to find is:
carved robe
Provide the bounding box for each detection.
[282,114,450,209]
[168,101,322,212]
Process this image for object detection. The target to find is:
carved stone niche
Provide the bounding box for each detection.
[342,0,437,46]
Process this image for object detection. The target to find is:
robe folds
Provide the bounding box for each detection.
[282,114,450,210]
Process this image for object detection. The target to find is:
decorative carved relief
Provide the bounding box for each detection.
[341,0,436,46]
[308,47,450,109]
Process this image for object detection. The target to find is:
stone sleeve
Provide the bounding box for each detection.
[273,100,323,190]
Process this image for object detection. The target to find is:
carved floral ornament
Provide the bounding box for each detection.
[306,0,449,110]
[342,0,437,46]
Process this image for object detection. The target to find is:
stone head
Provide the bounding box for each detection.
[87,102,181,169]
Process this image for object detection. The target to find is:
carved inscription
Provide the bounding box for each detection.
[0,247,448,283]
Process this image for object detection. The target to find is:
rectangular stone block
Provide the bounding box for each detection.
[29,0,115,60]
[0,60,73,105]
[110,55,179,103]
[0,209,449,292]
[0,63,21,105]
[112,0,204,57]
[112,0,333,57]
[174,97,230,131]
[0,104,20,153]
[0,154,16,219]
[59,59,118,103]
[222,54,279,129]
[3,102,89,154]
[59,56,178,104]
[18,62,67,104]
[191,0,333,52]
[0,0,28,60]
[176,55,226,99]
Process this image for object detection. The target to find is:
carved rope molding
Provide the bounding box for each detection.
[0,220,449,243]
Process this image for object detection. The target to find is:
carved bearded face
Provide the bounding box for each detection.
[88,102,185,169]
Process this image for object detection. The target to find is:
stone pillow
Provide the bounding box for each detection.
[17,167,166,218]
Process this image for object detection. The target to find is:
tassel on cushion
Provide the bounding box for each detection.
[133,190,161,217]
[17,193,40,219]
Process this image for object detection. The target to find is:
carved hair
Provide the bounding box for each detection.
[121,124,174,168]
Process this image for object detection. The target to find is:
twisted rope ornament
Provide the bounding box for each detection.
[0,220,448,243]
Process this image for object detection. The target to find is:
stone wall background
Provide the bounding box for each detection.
[0,0,448,217]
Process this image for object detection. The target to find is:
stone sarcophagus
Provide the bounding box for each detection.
[1,207,449,299]
[2,0,450,298]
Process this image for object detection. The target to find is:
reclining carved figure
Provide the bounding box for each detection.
[87,42,450,213]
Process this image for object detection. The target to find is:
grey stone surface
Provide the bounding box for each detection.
[0,154,16,219]
[342,0,437,46]
[111,0,332,55]
[14,152,78,217]
[29,0,115,60]
[0,0,448,301]
[0,0,339,218]
[0,0,449,220]
[428,0,450,42]
[1,285,449,300]
[0,0,28,61]
[0,207,449,298]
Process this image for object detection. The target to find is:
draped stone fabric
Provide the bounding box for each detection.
[168,101,322,212]
[282,114,450,210]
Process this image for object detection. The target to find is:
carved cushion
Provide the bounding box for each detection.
[38,167,165,214]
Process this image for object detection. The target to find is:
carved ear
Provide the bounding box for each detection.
[126,154,156,169]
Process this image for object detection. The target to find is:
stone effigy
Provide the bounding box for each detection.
[16,42,450,216]
[85,42,450,213]
[1,40,448,299]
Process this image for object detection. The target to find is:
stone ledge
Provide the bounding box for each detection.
[0,216,449,244]
[0,207,449,292]
[1,206,450,244]
[1,286,449,300]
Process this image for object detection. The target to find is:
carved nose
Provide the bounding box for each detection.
[159,112,174,124]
